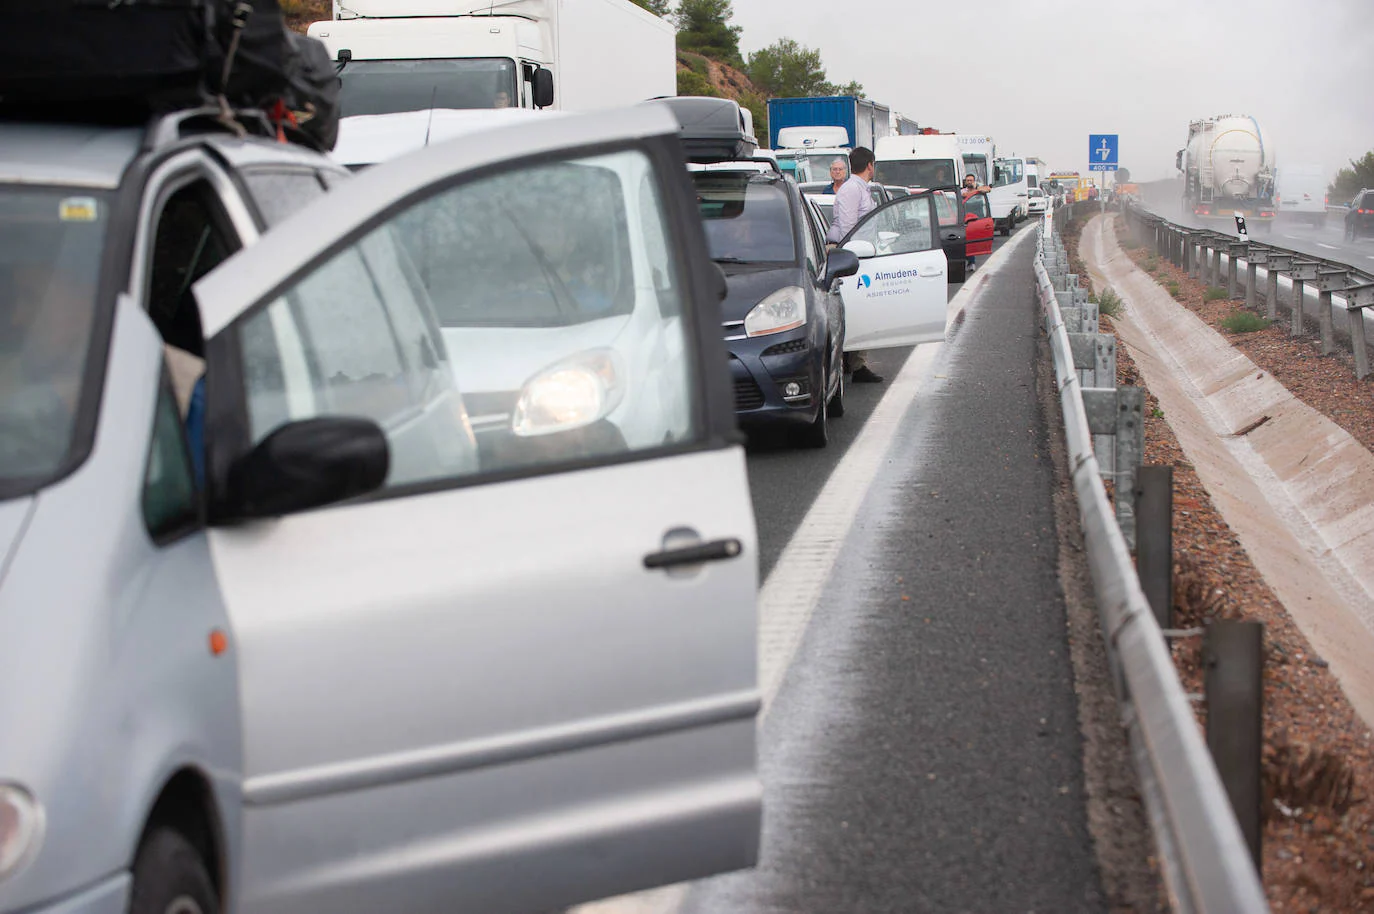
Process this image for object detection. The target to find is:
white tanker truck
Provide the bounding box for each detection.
[1175,115,1277,231]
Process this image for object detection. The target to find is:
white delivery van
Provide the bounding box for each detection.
[1276,164,1329,227]
[989,155,1029,234]
[309,0,676,116]
[873,133,965,191]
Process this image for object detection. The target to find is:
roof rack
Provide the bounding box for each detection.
[140,104,322,155]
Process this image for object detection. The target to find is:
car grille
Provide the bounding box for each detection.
[734,377,765,411]
[762,338,809,356]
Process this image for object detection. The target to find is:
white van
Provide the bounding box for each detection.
[873,133,965,190]
[1276,164,1328,226]
[956,134,995,185]
[989,155,1029,234]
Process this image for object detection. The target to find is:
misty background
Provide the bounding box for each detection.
[731,0,1374,185]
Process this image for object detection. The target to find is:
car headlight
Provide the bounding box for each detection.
[512,349,625,437]
[0,784,43,881]
[744,286,807,338]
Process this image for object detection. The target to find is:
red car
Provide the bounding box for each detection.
[963,191,995,263]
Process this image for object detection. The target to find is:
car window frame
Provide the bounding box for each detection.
[837,192,940,254]
[202,133,739,518]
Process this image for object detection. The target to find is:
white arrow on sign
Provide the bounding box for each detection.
[1097,137,1112,161]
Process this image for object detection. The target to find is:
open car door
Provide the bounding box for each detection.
[192,105,759,914]
[964,191,995,258]
[835,193,948,351]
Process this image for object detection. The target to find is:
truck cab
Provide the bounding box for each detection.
[308,0,675,116]
[773,126,853,184]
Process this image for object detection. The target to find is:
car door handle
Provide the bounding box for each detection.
[643,538,743,570]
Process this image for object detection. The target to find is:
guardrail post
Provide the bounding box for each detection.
[1345,284,1374,379]
[1315,269,1349,356]
[1228,243,1246,300]
[1211,243,1224,290]
[1204,620,1265,871]
[1134,465,1173,631]
[1289,261,1320,336]
[1244,248,1261,312]
[1264,252,1294,322]
[1095,332,1116,388]
[1117,387,1144,547]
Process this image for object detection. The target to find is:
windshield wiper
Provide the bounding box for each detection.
[712,255,766,264]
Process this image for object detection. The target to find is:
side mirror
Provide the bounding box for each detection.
[220,417,389,521]
[843,239,877,259]
[532,68,555,108]
[824,248,861,286]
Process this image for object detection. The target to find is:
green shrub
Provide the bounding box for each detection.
[1144,257,1160,273]
[1097,287,1124,318]
[1167,280,1182,299]
[1204,286,1229,301]
[1221,311,1270,333]
[676,69,719,97]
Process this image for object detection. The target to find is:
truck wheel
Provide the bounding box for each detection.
[129,828,219,914]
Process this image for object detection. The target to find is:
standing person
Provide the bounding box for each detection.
[826,146,883,384]
[962,173,991,197]
[827,157,848,195]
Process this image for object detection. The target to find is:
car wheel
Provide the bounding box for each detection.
[948,258,966,283]
[826,355,845,418]
[130,828,219,914]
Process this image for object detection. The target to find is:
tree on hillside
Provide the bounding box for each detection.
[828,79,864,98]
[747,38,829,98]
[1329,151,1374,204]
[628,0,672,16]
[675,0,743,67]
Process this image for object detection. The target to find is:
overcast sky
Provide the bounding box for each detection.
[731,0,1374,185]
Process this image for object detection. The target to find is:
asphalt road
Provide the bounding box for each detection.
[746,228,1022,579]
[695,225,1108,913]
[1140,185,1374,273]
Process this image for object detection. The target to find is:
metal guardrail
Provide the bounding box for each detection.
[1115,202,1374,379]
[1034,209,1271,914]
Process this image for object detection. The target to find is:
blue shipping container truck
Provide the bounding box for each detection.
[766,96,893,151]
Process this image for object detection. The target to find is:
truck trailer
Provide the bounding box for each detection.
[309,0,676,116]
[766,95,893,183]
[1176,115,1277,229]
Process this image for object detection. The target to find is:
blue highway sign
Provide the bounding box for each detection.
[1089,134,1118,172]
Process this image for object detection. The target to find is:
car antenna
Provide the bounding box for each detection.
[423,86,438,147]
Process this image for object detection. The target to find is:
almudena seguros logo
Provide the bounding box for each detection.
[857,268,918,298]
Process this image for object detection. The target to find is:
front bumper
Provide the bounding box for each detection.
[727,331,823,428]
[13,873,130,914]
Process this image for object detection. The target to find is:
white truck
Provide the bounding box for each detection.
[1176,114,1277,229]
[1275,164,1329,227]
[308,0,676,116]
[873,133,965,190]
[956,134,995,185]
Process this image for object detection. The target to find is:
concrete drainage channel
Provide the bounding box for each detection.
[1035,210,1270,913]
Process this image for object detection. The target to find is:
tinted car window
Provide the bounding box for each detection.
[693,173,798,264]
[966,193,991,218]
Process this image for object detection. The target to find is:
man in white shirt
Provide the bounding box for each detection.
[825,147,883,383]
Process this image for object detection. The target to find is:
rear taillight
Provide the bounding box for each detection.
[1259,211,1275,218]
[1195,206,1211,215]
[1360,209,1372,215]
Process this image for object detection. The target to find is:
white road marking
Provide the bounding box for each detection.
[1317,242,1339,250]
[571,230,1035,914]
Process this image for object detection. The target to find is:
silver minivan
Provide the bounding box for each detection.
[0,105,759,914]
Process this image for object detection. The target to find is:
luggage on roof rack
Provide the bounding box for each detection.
[0,0,341,150]
[654,96,759,163]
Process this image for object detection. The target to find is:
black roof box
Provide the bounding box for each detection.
[655,96,758,163]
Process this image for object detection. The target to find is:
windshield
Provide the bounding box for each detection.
[785,153,849,184]
[994,159,1025,186]
[693,174,797,264]
[962,155,989,184]
[339,58,520,116]
[874,159,958,190]
[1,187,107,495]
